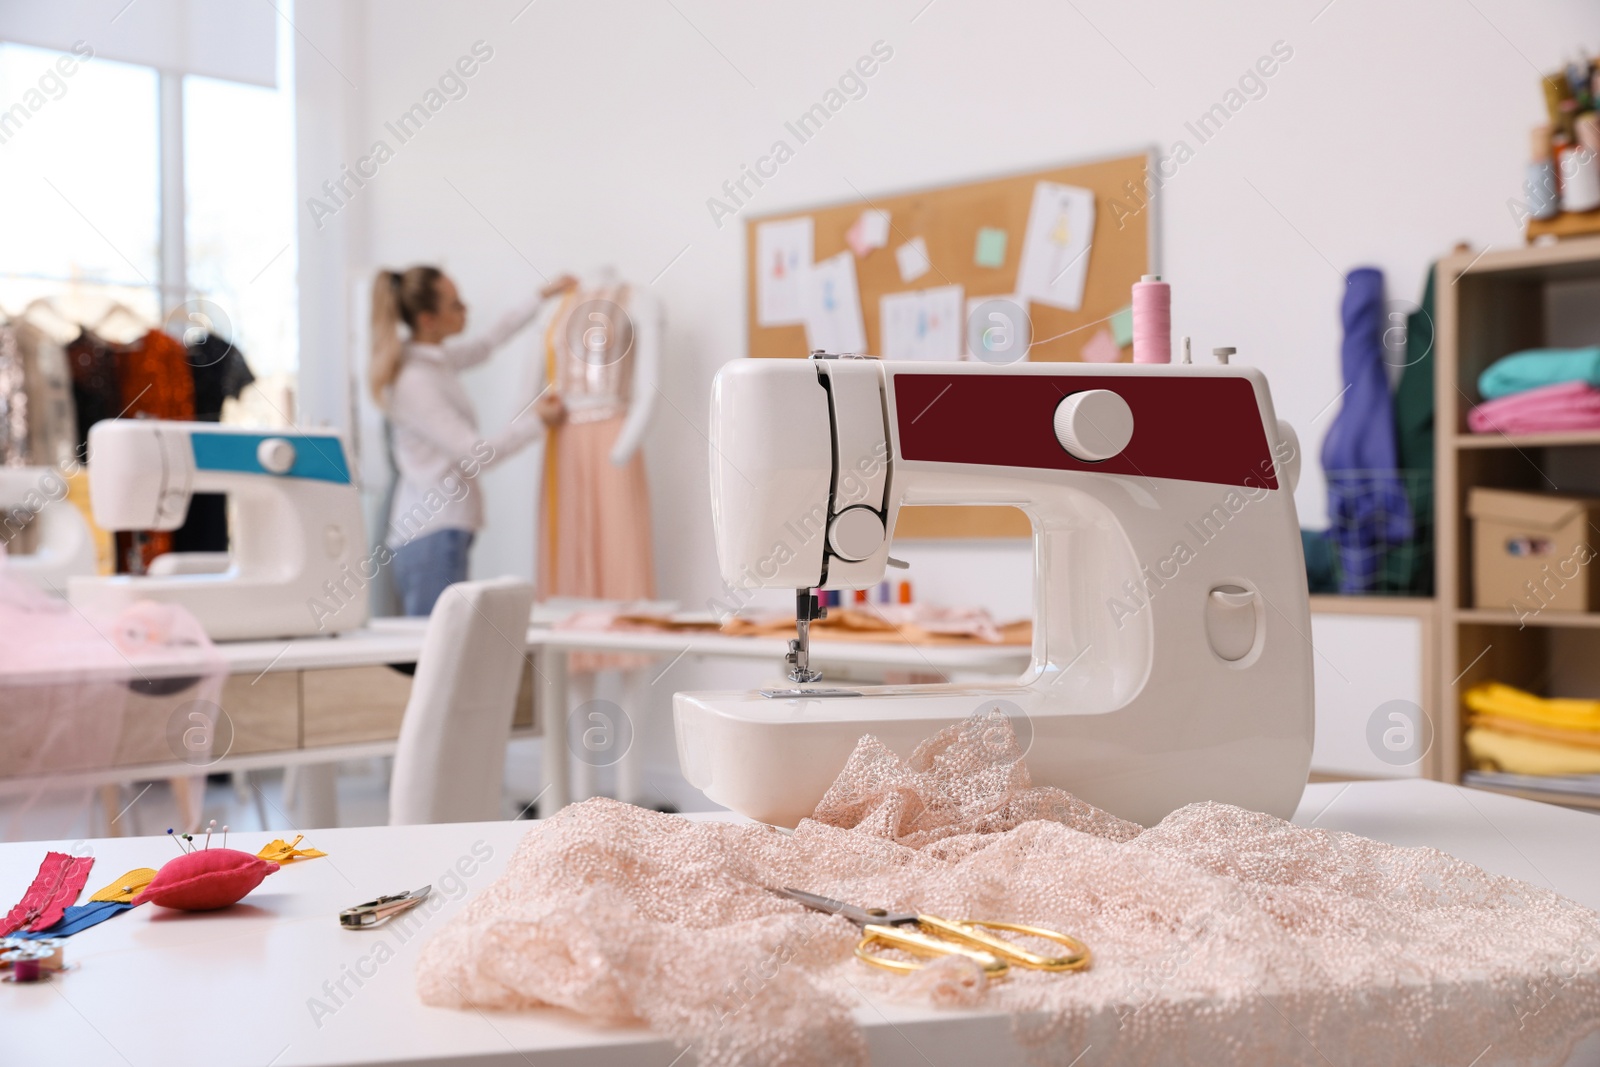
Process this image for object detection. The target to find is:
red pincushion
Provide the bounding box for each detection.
[132,849,278,911]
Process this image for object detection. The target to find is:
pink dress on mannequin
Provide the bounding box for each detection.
[537,285,656,672]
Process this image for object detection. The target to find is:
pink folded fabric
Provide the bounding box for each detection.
[1468,379,1600,434]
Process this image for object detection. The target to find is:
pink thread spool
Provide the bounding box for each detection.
[1131,275,1171,364]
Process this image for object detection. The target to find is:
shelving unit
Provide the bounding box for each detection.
[1436,236,1600,809]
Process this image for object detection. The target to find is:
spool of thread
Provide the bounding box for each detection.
[1131,275,1171,364]
[12,957,41,983]
[897,581,912,605]
[1527,160,1561,220]
[1559,141,1600,213]
[1532,124,1553,162]
[1527,127,1560,220]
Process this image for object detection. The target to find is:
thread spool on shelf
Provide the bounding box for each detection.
[1132,275,1171,364]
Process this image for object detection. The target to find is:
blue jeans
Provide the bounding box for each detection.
[392,529,474,616]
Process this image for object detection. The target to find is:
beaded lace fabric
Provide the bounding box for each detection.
[417,711,1600,1066]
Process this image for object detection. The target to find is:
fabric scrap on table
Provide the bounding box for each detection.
[257,835,327,864]
[1,852,94,935]
[417,709,1600,1067]
[88,867,157,903]
[13,900,135,939]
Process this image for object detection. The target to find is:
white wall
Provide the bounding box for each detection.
[296,0,1600,608]
[291,0,1600,797]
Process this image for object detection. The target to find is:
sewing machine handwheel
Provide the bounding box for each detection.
[1053,390,1133,462]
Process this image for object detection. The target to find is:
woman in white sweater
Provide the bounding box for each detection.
[370,265,573,614]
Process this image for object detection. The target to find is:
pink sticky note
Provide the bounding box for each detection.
[1080,327,1121,363]
[846,210,890,257]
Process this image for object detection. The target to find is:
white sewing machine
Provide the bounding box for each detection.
[0,466,98,591]
[67,420,369,640]
[674,355,1313,827]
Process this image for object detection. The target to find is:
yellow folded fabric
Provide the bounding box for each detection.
[1469,714,1600,751]
[1466,726,1600,776]
[88,868,157,903]
[257,835,327,864]
[1464,682,1600,733]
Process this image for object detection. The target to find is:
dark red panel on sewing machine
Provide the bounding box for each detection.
[890,372,1280,489]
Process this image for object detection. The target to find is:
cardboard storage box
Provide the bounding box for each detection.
[1469,488,1600,613]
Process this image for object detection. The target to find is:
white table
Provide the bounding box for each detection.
[0,617,1030,820]
[5,780,1599,1067]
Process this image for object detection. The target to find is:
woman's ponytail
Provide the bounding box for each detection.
[370,270,404,404]
[369,266,443,405]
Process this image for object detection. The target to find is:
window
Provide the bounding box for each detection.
[185,68,298,415]
[0,43,160,333]
[0,20,297,423]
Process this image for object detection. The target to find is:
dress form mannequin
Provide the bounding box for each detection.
[526,269,660,804]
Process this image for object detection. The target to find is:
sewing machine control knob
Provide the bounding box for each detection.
[828,506,885,562]
[257,437,296,475]
[1053,390,1134,462]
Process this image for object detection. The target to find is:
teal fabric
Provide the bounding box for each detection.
[1478,347,1600,400]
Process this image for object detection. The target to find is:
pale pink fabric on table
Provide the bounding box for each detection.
[1468,379,1600,435]
[417,711,1600,1067]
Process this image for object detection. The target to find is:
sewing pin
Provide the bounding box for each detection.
[204,820,216,850]
[167,829,186,855]
[222,825,229,849]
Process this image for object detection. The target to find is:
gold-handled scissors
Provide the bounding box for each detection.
[774,887,1090,977]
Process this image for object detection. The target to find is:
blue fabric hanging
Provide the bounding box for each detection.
[1321,267,1412,594]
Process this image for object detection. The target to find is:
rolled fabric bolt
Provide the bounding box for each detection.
[1132,275,1171,364]
[1528,125,1560,220]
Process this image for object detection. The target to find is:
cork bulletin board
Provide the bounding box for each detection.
[744,150,1156,538]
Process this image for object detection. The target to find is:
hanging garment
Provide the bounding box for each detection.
[112,329,195,572]
[1383,264,1435,595]
[66,328,121,455]
[0,326,26,466]
[175,333,257,554]
[12,321,78,470]
[185,332,255,421]
[537,288,655,672]
[1320,268,1412,594]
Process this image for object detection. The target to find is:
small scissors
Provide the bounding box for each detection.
[340,886,431,929]
[773,887,1090,977]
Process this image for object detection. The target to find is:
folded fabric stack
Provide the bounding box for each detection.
[1470,346,1600,434]
[1464,681,1600,776]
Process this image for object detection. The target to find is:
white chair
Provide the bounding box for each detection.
[389,577,536,825]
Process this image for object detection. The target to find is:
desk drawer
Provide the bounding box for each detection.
[221,672,299,755]
[302,665,414,746]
